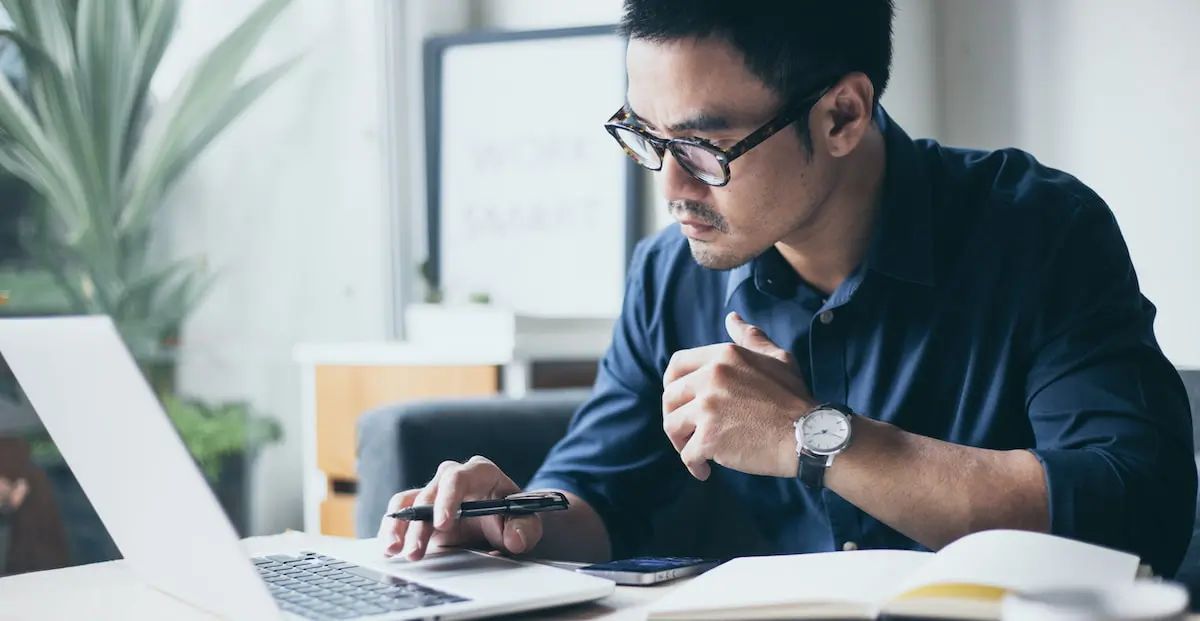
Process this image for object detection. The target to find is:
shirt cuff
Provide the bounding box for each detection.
[1028,448,1125,548]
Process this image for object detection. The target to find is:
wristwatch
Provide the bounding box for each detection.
[794,403,855,488]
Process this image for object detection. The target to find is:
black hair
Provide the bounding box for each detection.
[617,0,896,107]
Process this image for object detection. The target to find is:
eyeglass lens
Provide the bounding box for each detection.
[611,126,727,185]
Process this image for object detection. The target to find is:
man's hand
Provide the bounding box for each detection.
[662,312,816,480]
[377,456,542,561]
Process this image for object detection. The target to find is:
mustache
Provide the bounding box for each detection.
[669,200,729,233]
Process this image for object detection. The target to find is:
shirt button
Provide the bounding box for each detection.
[819,310,835,325]
[842,541,858,551]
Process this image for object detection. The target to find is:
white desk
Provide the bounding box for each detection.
[4,533,1197,621]
[0,532,677,621]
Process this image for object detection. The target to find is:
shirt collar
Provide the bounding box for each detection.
[866,106,936,287]
[724,106,936,305]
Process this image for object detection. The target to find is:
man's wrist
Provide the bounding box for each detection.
[776,399,817,478]
[823,415,892,490]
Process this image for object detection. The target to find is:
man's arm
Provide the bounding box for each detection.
[823,200,1196,572]
[822,419,1048,550]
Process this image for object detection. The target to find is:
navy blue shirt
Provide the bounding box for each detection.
[527,108,1197,577]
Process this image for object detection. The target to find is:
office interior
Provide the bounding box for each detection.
[0,0,1197,587]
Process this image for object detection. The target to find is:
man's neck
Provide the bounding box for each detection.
[776,128,886,297]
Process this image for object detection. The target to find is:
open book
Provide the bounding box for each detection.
[646,530,1141,620]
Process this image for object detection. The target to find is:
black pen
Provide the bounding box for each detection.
[387,491,569,521]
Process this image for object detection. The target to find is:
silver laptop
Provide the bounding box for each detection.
[0,316,613,621]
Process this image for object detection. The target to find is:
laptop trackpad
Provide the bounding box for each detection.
[391,550,525,580]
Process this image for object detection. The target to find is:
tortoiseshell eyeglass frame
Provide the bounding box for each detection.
[604,84,833,187]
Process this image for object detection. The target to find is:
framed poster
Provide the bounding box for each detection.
[424,24,640,317]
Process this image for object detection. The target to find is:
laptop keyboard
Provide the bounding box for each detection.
[252,551,469,620]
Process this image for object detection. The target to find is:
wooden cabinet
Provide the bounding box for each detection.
[294,310,614,537]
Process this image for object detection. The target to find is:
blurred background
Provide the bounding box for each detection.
[0,0,1197,575]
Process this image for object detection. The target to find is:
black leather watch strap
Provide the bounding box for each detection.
[797,451,826,489]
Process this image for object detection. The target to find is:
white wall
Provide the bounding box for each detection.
[478,0,623,30]
[938,0,1200,367]
[475,0,943,234]
[157,0,393,535]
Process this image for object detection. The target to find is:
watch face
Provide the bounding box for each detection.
[801,408,851,454]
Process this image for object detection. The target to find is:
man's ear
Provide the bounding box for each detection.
[821,73,874,158]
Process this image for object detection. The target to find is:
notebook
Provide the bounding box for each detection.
[646,529,1141,620]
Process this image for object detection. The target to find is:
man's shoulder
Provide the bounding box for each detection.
[924,140,1103,209]
[917,139,1115,244]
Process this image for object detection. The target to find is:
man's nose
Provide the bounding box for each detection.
[660,150,710,204]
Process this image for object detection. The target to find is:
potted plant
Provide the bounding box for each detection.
[0,0,295,559]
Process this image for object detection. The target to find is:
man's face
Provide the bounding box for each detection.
[625,37,835,270]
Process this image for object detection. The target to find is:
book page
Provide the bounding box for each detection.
[648,550,932,619]
[890,530,1139,600]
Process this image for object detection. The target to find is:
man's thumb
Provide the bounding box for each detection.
[726,312,782,356]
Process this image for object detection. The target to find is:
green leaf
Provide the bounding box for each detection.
[22,0,75,70]
[122,0,177,172]
[0,28,53,71]
[120,0,293,234]
[115,255,205,320]
[76,0,136,202]
[0,0,32,36]
[0,75,87,235]
[162,54,299,194]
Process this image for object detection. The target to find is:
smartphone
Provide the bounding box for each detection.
[575,556,722,585]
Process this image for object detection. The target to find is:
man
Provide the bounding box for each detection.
[381,0,1197,577]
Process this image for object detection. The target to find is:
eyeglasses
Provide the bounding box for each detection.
[604,85,832,187]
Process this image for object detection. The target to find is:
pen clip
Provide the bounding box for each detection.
[502,491,569,513]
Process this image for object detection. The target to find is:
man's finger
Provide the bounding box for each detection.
[501,514,541,555]
[679,425,713,481]
[432,455,508,532]
[662,374,698,416]
[403,461,457,560]
[663,401,697,454]
[727,312,799,372]
[726,312,783,355]
[664,343,734,386]
[380,489,420,556]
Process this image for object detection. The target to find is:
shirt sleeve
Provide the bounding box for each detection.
[1024,197,1197,578]
[526,240,689,559]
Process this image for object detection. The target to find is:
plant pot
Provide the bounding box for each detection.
[212,451,255,537]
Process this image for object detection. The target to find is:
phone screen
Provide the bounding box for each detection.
[581,556,713,573]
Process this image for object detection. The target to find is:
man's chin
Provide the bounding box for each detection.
[687,239,753,271]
